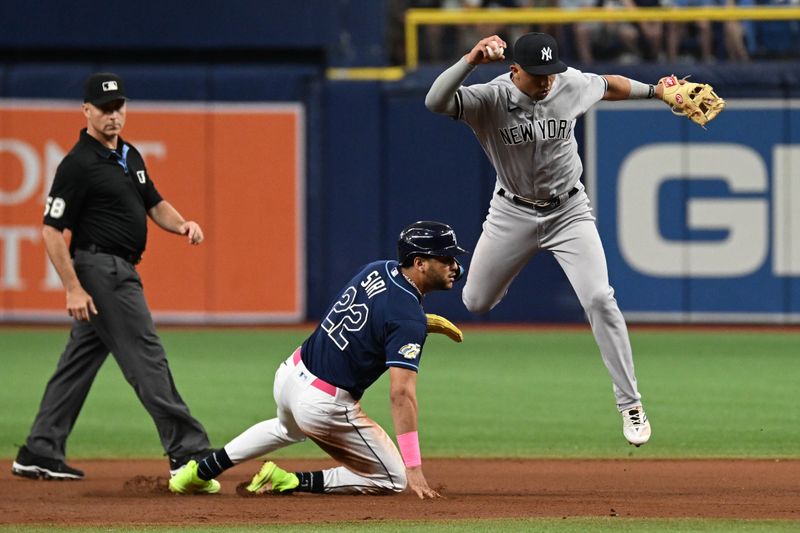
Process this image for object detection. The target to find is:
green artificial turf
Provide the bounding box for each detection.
[1,327,798,459]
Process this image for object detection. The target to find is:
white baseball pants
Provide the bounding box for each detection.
[223,349,406,494]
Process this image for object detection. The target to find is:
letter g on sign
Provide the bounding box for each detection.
[617,143,768,277]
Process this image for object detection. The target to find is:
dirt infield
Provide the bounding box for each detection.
[2,458,798,525]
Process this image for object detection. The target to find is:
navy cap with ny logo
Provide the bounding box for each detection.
[512,33,568,76]
[83,72,128,106]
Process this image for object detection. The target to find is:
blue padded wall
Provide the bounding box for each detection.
[315,81,386,312]
[209,66,322,102]
[3,57,800,322]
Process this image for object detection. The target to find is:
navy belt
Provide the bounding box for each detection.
[497,187,579,212]
[78,244,142,265]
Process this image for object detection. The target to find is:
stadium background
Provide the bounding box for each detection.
[1,2,799,530]
[2,0,798,326]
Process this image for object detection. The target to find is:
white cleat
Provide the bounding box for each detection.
[621,405,651,447]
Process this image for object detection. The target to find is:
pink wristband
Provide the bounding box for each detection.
[397,431,422,468]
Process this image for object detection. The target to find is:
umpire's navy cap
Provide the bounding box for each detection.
[84,72,128,106]
[513,32,568,76]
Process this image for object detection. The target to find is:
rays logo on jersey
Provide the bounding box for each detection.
[398,343,421,359]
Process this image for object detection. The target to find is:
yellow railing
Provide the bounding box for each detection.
[405,6,800,69]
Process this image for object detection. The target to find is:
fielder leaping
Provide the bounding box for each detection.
[424,32,720,446]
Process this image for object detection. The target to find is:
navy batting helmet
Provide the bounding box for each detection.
[397,221,469,267]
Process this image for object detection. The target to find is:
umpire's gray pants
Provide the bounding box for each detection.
[26,250,210,461]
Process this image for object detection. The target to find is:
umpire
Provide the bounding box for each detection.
[11,72,211,480]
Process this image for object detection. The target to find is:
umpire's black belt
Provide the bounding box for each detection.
[77,244,142,265]
[497,187,579,212]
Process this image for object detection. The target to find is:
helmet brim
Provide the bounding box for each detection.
[422,245,469,258]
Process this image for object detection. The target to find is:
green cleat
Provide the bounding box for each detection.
[245,461,299,494]
[168,460,221,495]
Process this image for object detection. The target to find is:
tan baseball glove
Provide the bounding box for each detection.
[425,313,463,343]
[658,75,726,128]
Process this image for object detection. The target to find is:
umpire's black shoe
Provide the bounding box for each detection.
[169,449,213,476]
[11,445,85,480]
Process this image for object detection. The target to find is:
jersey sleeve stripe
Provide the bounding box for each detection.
[455,89,464,120]
[387,361,420,372]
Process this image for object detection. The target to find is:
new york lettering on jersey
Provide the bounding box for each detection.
[498,119,573,145]
[300,260,428,400]
[458,67,606,198]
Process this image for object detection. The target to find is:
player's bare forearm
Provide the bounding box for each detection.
[603,74,667,103]
[148,200,204,244]
[389,367,419,435]
[391,368,440,500]
[602,75,633,101]
[654,82,665,100]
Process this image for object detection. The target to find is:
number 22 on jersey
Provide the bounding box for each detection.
[321,286,369,350]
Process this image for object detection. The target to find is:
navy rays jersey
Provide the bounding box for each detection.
[301,260,428,400]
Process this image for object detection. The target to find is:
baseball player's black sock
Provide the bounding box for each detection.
[196,448,233,481]
[294,470,324,493]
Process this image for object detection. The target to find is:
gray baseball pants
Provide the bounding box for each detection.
[462,186,642,410]
[25,250,210,460]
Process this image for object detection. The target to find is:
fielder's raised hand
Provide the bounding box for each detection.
[465,35,507,66]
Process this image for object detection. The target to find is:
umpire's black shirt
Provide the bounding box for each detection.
[44,129,163,259]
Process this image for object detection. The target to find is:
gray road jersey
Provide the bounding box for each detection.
[457,67,607,200]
